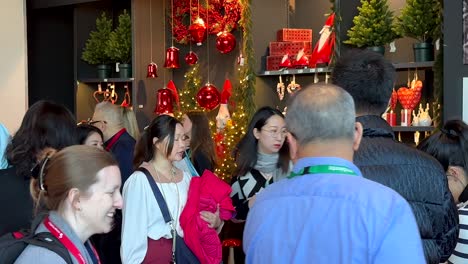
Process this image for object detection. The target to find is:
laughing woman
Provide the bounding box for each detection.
[15,145,123,263]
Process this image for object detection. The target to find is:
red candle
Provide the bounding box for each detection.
[400,109,412,126]
[386,112,396,126]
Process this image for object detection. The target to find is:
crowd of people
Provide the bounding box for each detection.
[0,49,467,264]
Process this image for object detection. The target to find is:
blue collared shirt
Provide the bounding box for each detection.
[243,157,425,264]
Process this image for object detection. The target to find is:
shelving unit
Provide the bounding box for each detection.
[393,61,434,70]
[391,126,435,132]
[78,77,134,83]
[257,67,332,76]
[257,61,435,76]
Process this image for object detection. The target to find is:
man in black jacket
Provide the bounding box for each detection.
[332,49,458,264]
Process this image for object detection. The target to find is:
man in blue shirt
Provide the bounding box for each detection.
[243,84,425,264]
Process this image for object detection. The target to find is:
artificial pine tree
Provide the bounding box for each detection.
[214,0,256,181]
[395,0,440,42]
[82,12,113,65]
[177,64,202,118]
[106,10,132,64]
[344,0,396,48]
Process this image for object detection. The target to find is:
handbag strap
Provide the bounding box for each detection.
[138,167,178,263]
[137,167,172,224]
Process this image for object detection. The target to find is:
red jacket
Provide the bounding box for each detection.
[180,170,235,264]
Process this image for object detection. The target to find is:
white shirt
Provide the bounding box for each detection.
[121,169,191,264]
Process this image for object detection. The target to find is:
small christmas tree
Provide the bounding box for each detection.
[344,0,396,48]
[394,0,440,42]
[177,64,202,118]
[82,12,113,65]
[106,10,132,64]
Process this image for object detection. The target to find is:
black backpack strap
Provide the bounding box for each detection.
[137,167,172,224]
[24,232,73,264]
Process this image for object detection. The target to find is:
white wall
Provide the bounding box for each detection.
[0,0,27,134]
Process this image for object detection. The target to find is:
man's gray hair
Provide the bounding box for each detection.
[286,84,356,145]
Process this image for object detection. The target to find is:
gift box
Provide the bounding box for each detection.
[269,41,312,56]
[277,28,312,42]
[266,55,284,71]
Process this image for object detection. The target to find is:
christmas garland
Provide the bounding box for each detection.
[172,0,242,44]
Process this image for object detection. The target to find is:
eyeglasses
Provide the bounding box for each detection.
[77,118,107,126]
[262,128,288,138]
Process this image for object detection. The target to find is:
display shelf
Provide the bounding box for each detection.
[391,126,435,132]
[257,67,332,76]
[393,61,434,70]
[78,77,134,83]
[257,61,434,76]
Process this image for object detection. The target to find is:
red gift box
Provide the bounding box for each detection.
[269,41,312,56]
[266,55,284,71]
[277,28,312,42]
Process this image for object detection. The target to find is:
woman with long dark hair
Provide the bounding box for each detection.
[230,106,291,221]
[418,119,468,264]
[1,100,77,236]
[121,115,221,264]
[180,111,217,174]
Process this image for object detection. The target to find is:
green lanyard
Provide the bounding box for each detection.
[288,165,358,179]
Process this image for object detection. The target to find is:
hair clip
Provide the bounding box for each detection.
[39,156,51,192]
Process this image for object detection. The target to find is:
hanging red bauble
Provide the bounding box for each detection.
[185,51,198,65]
[196,83,221,110]
[154,88,174,115]
[189,17,207,46]
[146,62,158,78]
[215,31,236,54]
[164,46,180,69]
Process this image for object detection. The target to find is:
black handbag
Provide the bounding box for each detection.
[137,168,200,264]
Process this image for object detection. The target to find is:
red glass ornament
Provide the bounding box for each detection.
[154,88,174,115]
[146,62,158,78]
[196,83,221,110]
[189,17,207,46]
[164,46,180,69]
[185,51,198,65]
[215,31,236,54]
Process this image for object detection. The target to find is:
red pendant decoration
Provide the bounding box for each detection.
[185,51,199,65]
[189,17,207,46]
[154,88,174,115]
[196,83,221,110]
[215,31,236,54]
[164,46,180,69]
[146,62,158,78]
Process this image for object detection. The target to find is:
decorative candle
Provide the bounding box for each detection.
[386,111,396,126]
[401,109,412,126]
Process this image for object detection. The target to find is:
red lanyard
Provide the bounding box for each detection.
[43,216,101,264]
[105,128,126,151]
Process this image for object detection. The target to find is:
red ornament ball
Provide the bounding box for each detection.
[196,83,221,110]
[189,17,207,46]
[185,51,198,65]
[215,31,236,54]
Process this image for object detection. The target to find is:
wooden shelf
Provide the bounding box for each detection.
[257,67,332,76]
[391,126,435,132]
[393,61,434,70]
[78,78,134,83]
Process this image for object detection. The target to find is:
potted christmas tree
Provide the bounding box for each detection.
[394,0,440,62]
[82,12,113,79]
[106,10,132,78]
[344,0,397,55]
